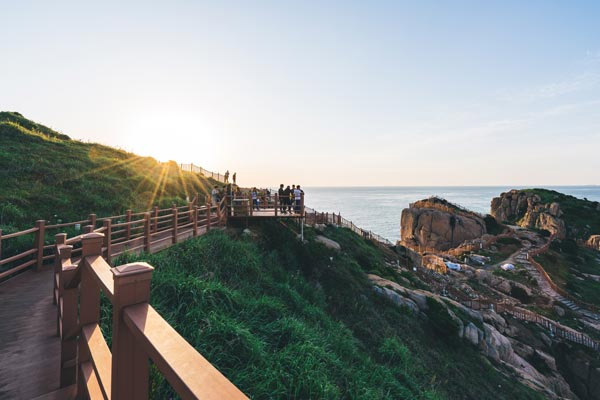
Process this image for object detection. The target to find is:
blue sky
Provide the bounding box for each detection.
[1,1,599,186]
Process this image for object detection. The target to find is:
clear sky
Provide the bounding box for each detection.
[2,1,599,187]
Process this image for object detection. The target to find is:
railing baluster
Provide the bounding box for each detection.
[111,262,154,400]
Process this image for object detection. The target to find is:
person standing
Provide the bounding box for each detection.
[251,187,259,210]
[294,185,303,213]
[232,172,237,185]
[224,170,230,183]
[283,185,291,214]
[211,185,220,206]
[278,184,285,213]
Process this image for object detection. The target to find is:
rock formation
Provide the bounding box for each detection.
[587,234,600,251]
[401,197,486,251]
[490,190,566,239]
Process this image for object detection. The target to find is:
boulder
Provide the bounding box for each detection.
[315,235,341,251]
[464,322,481,346]
[553,305,565,317]
[490,190,566,238]
[372,286,419,313]
[401,197,486,251]
[587,234,600,250]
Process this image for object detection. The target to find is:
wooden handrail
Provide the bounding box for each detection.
[124,303,248,400]
[53,232,247,399]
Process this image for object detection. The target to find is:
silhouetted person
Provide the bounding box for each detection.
[224,170,230,183]
[283,185,291,214]
[251,187,259,210]
[278,184,285,213]
[232,172,236,184]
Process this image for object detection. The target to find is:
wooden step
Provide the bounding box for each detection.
[31,384,77,400]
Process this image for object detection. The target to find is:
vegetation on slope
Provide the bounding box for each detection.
[0,112,220,232]
[535,242,600,307]
[110,223,543,400]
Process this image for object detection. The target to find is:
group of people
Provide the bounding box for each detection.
[277,184,303,214]
[224,170,236,185]
[210,183,304,214]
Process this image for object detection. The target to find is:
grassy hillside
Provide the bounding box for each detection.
[522,188,600,240]
[0,112,221,231]
[110,223,543,400]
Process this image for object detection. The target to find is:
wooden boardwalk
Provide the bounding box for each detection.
[0,267,59,399]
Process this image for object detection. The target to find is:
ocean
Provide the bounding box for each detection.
[303,186,600,243]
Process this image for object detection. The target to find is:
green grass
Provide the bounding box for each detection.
[106,223,544,400]
[0,112,224,274]
[535,245,600,306]
[493,265,538,287]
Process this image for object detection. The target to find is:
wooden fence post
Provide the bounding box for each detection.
[126,210,132,240]
[77,232,104,396]
[143,213,151,252]
[153,206,159,233]
[274,194,278,216]
[193,207,199,237]
[53,233,67,305]
[206,203,211,231]
[188,202,194,223]
[300,194,305,216]
[89,213,97,229]
[103,219,112,264]
[172,205,178,244]
[34,220,46,271]
[55,234,77,388]
[111,262,154,400]
[249,194,253,216]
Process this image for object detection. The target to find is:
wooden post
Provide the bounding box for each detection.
[274,194,278,216]
[83,225,93,234]
[103,219,112,264]
[249,194,253,216]
[111,262,154,400]
[188,202,193,223]
[53,233,67,305]
[55,234,76,387]
[77,232,104,395]
[0,228,2,265]
[34,220,46,271]
[153,206,159,233]
[126,210,132,240]
[206,203,211,231]
[300,193,305,216]
[172,205,178,244]
[144,213,151,252]
[193,207,199,237]
[89,213,97,229]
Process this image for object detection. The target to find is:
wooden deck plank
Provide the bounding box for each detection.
[0,267,60,400]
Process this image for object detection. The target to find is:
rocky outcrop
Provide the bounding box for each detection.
[315,235,341,251]
[401,197,486,251]
[587,235,600,251]
[490,190,566,238]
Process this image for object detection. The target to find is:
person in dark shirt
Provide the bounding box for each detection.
[278,184,285,213]
[283,185,291,214]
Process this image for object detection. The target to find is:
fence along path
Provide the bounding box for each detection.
[180,163,225,183]
[0,196,249,400]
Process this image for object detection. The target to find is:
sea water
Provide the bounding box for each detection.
[303,186,600,243]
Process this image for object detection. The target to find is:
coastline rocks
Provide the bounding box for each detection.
[491,190,566,238]
[587,235,600,250]
[401,197,486,251]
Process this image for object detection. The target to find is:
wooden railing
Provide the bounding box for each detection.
[459,299,600,351]
[54,232,247,399]
[0,196,228,282]
[227,193,305,217]
[527,236,600,314]
[303,206,394,246]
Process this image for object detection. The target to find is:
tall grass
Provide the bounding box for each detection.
[110,223,543,399]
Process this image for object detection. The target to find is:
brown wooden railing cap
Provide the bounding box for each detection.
[82,232,105,240]
[112,262,154,278]
[55,232,67,244]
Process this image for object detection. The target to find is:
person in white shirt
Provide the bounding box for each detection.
[211,186,220,206]
[293,185,303,213]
